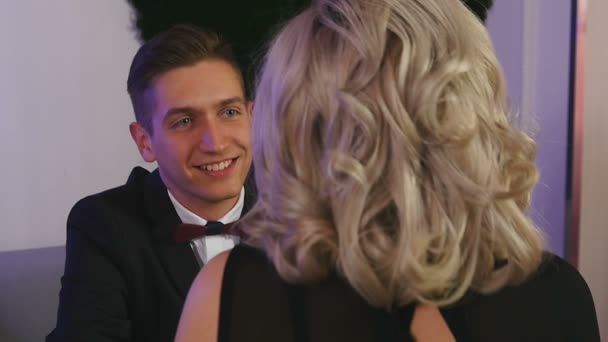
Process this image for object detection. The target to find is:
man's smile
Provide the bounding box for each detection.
[195,157,238,176]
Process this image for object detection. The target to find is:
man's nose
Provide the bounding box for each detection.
[199,121,226,152]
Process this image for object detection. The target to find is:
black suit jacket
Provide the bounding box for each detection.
[47,167,257,342]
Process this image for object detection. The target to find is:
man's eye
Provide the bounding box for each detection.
[173,117,192,128]
[222,109,240,118]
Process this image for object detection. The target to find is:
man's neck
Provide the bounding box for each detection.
[167,188,245,224]
[189,202,236,221]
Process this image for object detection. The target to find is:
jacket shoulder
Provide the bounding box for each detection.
[71,167,149,210]
[67,167,152,234]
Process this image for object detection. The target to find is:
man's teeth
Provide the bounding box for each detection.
[201,159,233,171]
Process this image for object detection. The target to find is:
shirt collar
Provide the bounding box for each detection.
[168,187,245,226]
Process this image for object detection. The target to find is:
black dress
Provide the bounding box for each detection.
[218,245,600,341]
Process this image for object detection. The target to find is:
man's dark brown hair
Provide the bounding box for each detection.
[127,24,241,133]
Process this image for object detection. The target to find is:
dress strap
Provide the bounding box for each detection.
[373,304,416,341]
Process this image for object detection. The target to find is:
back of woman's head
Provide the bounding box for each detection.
[243,0,544,308]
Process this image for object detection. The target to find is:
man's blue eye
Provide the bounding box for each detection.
[223,109,239,118]
[174,118,192,127]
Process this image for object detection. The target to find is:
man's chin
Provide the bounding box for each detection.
[195,189,241,206]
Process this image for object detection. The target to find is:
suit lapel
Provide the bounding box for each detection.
[142,169,200,298]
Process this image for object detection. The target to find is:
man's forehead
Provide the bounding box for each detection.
[151,60,245,100]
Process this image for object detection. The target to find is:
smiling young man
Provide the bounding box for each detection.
[47,25,256,342]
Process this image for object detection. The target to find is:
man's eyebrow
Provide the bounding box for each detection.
[218,96,247,107]
[163,106,200,121]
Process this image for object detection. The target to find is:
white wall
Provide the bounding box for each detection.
[578,0,608,338]
[488,1,606,335]
[0,0,149,252]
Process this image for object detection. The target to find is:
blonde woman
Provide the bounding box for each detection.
[176,0,600,340]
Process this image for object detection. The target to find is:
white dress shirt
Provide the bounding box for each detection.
[168,188,244,266]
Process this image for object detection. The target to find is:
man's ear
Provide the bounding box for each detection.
[129,122,156,163]
[247,101,254,117]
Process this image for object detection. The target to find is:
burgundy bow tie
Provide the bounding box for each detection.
[174,221,236,243]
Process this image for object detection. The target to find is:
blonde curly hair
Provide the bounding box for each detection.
[240,0,544,308]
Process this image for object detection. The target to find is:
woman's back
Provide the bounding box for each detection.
[219,245,599,342]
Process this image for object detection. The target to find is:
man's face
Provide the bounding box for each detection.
[131,59,252,219]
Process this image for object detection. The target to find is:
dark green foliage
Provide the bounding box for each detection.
[125,0,493,90]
